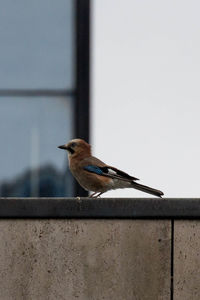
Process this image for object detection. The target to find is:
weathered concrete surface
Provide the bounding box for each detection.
[0,220,171,300]
[174,221,200,300]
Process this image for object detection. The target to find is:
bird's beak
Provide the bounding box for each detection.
[58,144,68,150]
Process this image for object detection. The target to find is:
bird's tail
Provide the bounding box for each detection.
[131,181,164,198]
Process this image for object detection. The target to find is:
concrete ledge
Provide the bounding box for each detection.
[0,198,200,218]
[0,219,171,299]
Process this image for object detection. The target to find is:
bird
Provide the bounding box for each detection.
[58,139,164,198]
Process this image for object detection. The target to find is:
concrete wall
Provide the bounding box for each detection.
[0,219,199,299]
[174,221,200,300]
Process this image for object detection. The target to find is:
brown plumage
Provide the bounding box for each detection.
[58,139,164,198]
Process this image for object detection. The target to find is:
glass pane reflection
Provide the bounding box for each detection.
[0,0,74,89]
[0,97,74,197]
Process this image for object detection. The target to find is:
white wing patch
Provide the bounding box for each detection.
[107,168,117,175]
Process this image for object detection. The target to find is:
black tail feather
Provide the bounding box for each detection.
[131,182,164,198]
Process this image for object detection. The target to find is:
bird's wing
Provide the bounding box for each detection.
[83,165,139,182]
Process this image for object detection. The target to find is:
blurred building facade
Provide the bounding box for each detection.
[0,0,90,197]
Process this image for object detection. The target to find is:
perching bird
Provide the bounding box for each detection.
[58,139,164,198]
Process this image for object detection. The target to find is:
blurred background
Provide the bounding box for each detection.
[1,0,200,198]
[92,0,200,198]
[0,0,89,197]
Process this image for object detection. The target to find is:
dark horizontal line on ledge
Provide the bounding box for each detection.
[0,198,200,219]
[0,89,75,97]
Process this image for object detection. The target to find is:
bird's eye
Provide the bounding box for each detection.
[71,142,76,148]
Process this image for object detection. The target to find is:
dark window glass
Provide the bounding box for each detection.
[0,0,75,196]
[0,0,74,89]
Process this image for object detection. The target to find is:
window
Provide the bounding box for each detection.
[0,0,90,197]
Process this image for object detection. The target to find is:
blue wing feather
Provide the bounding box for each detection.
[83,165,139,181]
[83,165,104,175]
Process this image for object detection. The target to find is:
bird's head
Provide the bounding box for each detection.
[58,138,91,157]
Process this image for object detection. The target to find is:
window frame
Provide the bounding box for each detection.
[0,0,90,197]
[74,0,90,196]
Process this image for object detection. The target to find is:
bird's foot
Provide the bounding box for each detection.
[90,192,97,198]
[91,192,103,198]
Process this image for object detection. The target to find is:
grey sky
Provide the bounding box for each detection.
[92,0,200,197]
